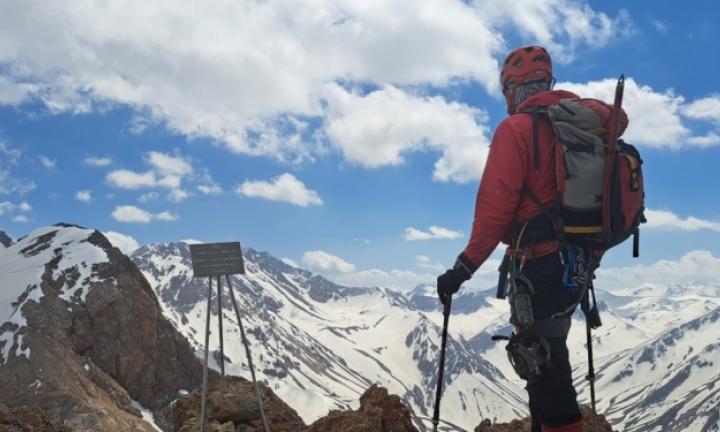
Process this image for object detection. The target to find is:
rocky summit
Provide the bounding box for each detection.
[0,224,206,431]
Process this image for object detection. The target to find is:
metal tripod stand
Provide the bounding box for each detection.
[198,274,271,432]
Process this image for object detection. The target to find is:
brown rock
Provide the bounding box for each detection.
[306,385,418,432]
[0,406,69,432]
[474,406,616,432]
[0,226,211,431]
[173,378,305,432]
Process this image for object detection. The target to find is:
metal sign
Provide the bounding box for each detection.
[189,242,245,277]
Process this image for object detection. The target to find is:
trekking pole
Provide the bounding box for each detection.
[432,295,453,432]
[583,272,601,432]
[226,275,271,432]
[200,277,212,432]
[585,313,597,432]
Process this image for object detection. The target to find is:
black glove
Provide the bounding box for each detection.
[437,267,469,305]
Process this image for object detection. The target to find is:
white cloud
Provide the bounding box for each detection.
[0,170,36,195]
[12,215,28,223]
[302,250,356,274]
[685,132,720,148]
[0,0,628,169]
[333,268,435,291]
[416,255,431,264]
[168,189,190,203]
[106,169,157,189]
[281,258,300,268]
[39,156,56,168]
[111,205,178,223]
[75,190,92,203]
[644,209,720,233]
[18,201,31,212]
[155,211,179,222]
[596,250,720,294]
[197,184,222,195]
[682,95,720,124]
[0,76,35,105]
[146,151,193,176]
[84,156,113,167]
[473,1,633,63]
[107,151,200,200]
[237,173,322,207]
[558,78,720,149]
[651,19,668,34]
[322,84,491,183]
[180,239,202,245]
[404,225,463,241]
[138,192,159,203]
[0,201,14,215]
[104,231,140,254]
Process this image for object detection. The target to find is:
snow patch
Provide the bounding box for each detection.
[131,400,163,432]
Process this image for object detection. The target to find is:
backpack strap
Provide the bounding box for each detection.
[531,107,541,170]
[519,107,548,171]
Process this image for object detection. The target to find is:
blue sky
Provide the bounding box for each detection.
[1,1,719,290]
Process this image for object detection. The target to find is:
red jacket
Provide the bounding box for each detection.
[461,90,580,269]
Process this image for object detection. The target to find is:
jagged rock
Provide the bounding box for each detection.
[173,378,305,432]
[0,405,69,431]
[474,406,615,432]
[0,225,212,431]
[306,385,418,432]
[0,230,12,248]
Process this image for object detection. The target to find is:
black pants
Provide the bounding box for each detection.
[520,252,582,431]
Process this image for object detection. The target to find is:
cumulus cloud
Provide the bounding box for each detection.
[323,84,491,183]
[84,156,112,167]
[197,184,222,195]
[558,78,720,149]
[106,151,196,202]
[138,192,159,203]
[302,250,356,274]
[168,189,190,203]
[104,231,140,254]
[644,209,720,233]
[0,0,631,176]
[333,268,435,291]
[0,201,13,215]
[281,258,300,268]
[404,226,463,241]
[236,173,322,207]
[473,0,633,63]
[12,215,28,223]
[18,201,31,212]
[596,250,720,294]
[106,169,157,189]
[75,190,92,203]
[682,95,720,124]
[146,151,193,176]
[111,205,178,223]
[39,156,56,168]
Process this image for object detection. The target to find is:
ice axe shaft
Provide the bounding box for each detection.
[432,295,452,432]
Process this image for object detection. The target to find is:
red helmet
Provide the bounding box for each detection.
[500,46,553,111]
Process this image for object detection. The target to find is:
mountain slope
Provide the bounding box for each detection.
[132,242,528,430]
[0,224,207,431]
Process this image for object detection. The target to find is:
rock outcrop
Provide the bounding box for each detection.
[171,377,305,432]
[0,225,210,431]
[305,385,418,432]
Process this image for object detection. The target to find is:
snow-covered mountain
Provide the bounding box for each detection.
[132,241,720,432]
[0,224,204,431]
[131,242,528,431]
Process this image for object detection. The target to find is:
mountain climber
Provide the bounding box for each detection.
[437,46,586,432]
